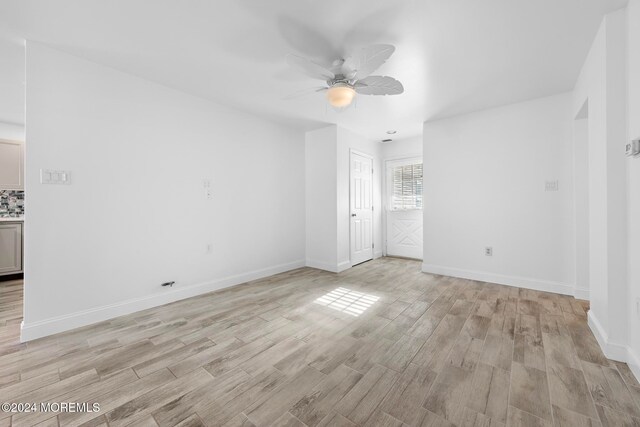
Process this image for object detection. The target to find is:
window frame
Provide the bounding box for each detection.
[385,157,424,212]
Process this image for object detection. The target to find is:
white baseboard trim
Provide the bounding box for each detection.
[421,263,575,296]
[587,310,629,361]
[21,259,305,342]
[573,287,590,300]
[305,259,339,273]
[627,346,640,384]
[337,260,352,273]
[374,250,383,259]
[305,259,352,273]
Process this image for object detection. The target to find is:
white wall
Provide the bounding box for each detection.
[381,136,422,160]
[422,93,575,295]
[573,9,629,361]
[0,121,24,141]
[23,42,306,340]
[573,117,590,299]
[305,126,338,271]
[305,125,382,272]
[626,0,640,380]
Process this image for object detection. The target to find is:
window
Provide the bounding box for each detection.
[391,163,423,210]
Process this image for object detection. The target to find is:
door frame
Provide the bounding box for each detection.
[349,149,374,267]
[382,153,422,257]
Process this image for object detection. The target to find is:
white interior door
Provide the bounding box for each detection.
[350,151,373,266]
[386,157,423,259]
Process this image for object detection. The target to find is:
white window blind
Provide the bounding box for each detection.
[391,163,423,210]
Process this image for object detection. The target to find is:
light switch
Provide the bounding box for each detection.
[626,139,640,157]
[40,169,71,185]
[40,170,52,183]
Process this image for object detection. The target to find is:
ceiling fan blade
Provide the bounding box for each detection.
[343,44,395,80]
[286,54,335,81]
[282,86,328,100]
[355,76,404,95]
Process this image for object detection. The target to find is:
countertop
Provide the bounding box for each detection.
[0,217,24,222]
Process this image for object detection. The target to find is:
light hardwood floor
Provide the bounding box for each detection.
[1,258,639,427]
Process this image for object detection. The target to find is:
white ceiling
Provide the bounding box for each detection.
[0,0,627,141]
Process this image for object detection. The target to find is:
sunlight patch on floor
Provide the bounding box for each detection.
[313,287,380,316]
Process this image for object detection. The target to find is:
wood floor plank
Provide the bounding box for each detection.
[423,365,473,421]
[362,410,406,427]
[506,406,551,427]
[174,414,206,427]
[195,367,287,426]
[316,412,356,427]
[564,316,610,366]
[581,361,640,419]
[379,334,425,372]
[480,334,513,372]
[105,368,214,427]
[289,364,362,427]
[412,314,467,371]
[542,332,581,371]
[59,368,176,427]
[244,366,326,426]
[414,408,456,427]
[335,364,398,425]
[613,361,640,389]
[152,368,250,426]
[509,362,552,422]
[595,404,640,427]
[465,363,509,424]
[450,406,504,427]
[272,412,307,427]
[513,334,546,372]
[133,338,216,377]
[552,404,602,427]
[379,363,438,425]
[547,364,598,419]
[446,333,484,372]
[461,315,491,340]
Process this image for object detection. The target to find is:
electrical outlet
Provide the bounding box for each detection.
[203,179,213,199]
[485,247,493,256]
[545,180,559,191]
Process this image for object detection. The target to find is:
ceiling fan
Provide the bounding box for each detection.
[284,44,404,108]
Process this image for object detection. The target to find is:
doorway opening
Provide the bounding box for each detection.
[350,150,374,266]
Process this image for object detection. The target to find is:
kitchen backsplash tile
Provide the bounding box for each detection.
[0,190,24,217]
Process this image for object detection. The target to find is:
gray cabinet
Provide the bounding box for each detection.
[0,140,24,190]
[0,222,22,275]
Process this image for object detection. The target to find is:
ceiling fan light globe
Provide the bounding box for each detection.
[327,84,356,108]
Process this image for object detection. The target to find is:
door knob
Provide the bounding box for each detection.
[351,214,356,217]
